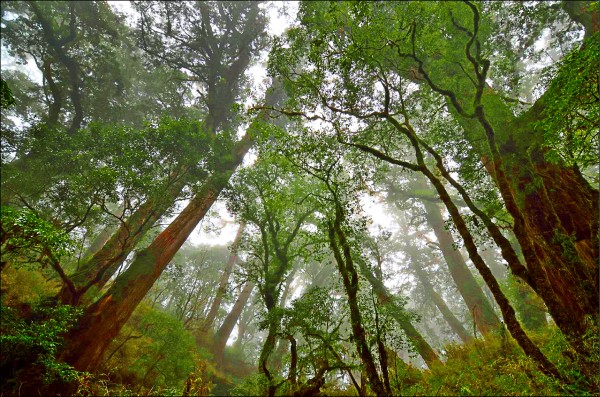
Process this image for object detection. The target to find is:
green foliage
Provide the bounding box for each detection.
[536,33,599,169]
[102,303,197,392]
[390,326,598,396]
[501,274,548,331]
[0,78,16,110]
[0,302,87,393]
[0,266,59,306]
[1,205,75,269]
[230,372,269,397]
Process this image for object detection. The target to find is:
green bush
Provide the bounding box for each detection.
[391,325,598,396]
[0,302,88,394]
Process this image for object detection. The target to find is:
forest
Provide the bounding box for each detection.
[0,1,598,396]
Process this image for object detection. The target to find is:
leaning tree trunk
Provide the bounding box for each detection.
[57,132,254,375]
[202,221,246,332]
[57,176,188,305]
[422,199,501,337]
[213,281,254,367]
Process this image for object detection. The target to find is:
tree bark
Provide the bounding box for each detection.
[202,221,246,332]
[213,281,254,367]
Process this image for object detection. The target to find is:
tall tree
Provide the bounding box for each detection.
[268,0,594,380]
[202,221,246,332]
[224,153,317,397]
[213,281,255,367]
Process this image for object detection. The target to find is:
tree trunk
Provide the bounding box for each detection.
[414,156,565,381]
[443,21,599,357]
[270,270,297,372]
[328,208,386,396]
[356,255,442,368]
[57,132,254,374]
[213,281,254,367]
[408,254,473,344]
[233,301,254,351]
[422,200,501,337]
[202,221,246,332]
[57,176,188,305]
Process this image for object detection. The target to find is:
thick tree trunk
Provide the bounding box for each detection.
[408,255,473,344]
[422,200,501,337]
[57,132,254,374]
[213,281,254,367]
[57,176,188,305]
[451,26,599,357]
[202,221,246,332]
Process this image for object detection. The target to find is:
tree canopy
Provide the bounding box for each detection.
[1,1,598,396]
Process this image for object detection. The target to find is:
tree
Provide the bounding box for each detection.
[269,0,595,382]
[202,221,246,333]
[224,152,318,397]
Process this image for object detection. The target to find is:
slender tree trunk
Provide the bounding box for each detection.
[328,207,386,396]
[356,255,442,368]
[408,254,473,344]
[202,221,246,332]
[422,200,501,337]
[213,281,255,367]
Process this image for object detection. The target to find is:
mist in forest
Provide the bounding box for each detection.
[0,1,598,396]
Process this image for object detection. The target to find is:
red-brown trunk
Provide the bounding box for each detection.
[58,133,254,374]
